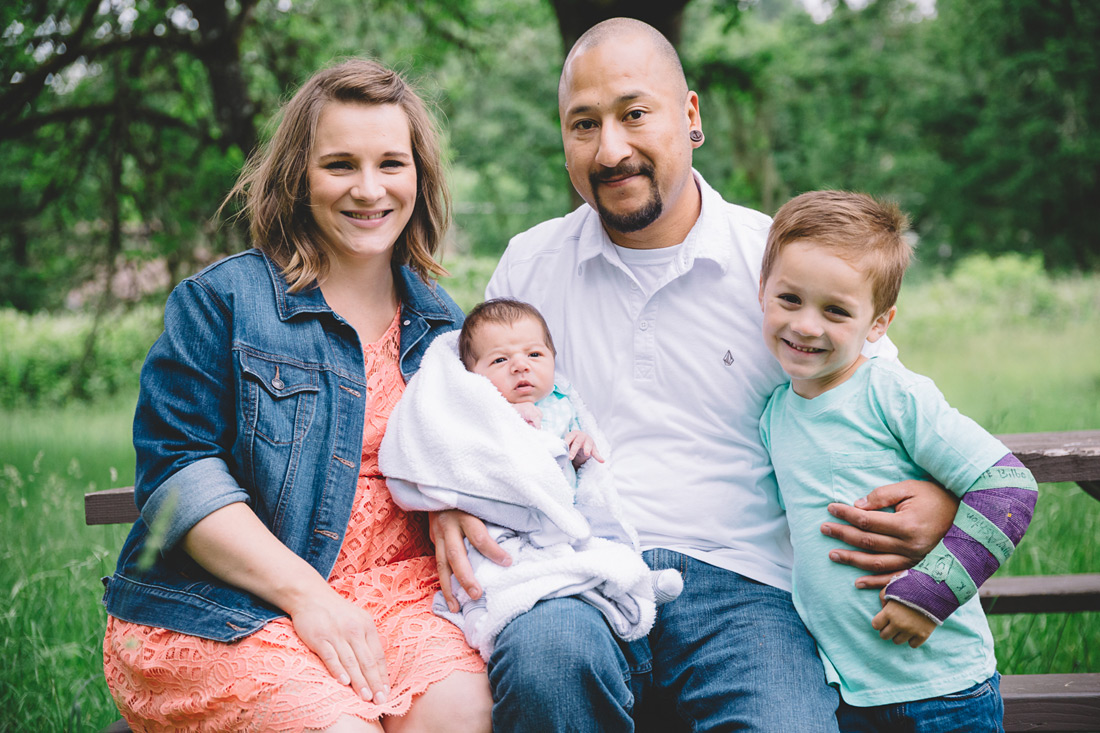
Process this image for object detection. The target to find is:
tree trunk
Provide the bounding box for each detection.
[188,0,259,154]
[548,0,693,51]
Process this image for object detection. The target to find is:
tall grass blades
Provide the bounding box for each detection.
[1,397,134,731]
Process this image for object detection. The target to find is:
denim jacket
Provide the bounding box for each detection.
[102,249,464,641]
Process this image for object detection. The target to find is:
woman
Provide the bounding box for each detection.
[102,59,492,732]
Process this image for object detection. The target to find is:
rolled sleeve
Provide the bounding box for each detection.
[142,456,252,552]
[134,277,248,551]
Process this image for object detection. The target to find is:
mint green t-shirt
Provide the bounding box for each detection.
[759,358,1008,706]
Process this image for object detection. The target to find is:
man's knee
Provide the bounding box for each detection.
[488,597,635,733]
[489,598,626,692]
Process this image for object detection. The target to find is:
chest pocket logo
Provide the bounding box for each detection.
[240,352,320,445]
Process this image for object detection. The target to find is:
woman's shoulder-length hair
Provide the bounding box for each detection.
[223,57,450,292]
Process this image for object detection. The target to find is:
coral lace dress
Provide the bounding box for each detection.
[103,311,483,731]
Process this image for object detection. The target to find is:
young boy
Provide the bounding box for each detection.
[757,191,1038,731]
[379,298,680,660]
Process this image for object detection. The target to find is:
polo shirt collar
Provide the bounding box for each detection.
[577,169,735,274]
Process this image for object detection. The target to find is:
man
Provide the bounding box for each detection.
[431,18,958,732]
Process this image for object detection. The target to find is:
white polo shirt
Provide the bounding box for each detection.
[488,171,895,591]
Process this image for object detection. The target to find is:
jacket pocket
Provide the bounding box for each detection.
[239,352,320,446]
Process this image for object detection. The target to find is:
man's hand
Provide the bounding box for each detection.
[822,479,958,588]
[428,509,512,613]
[872,595,936,648]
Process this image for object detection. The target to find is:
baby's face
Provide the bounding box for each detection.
[469,317,556,404]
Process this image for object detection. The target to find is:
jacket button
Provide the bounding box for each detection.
[403,320,411,326]
[271,377,285,390]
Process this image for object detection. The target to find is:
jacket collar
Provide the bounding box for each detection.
[261,250,454,325]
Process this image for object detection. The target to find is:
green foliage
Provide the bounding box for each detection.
[0,305,160,408]
[919,0,1100,269]
[0,396,134,732]
[897,252,1099,337]
[440,253,500,312]
[683,0,1100,270]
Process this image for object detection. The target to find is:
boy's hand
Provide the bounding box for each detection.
[565,430,604,467]
[871,594,936,648]
[512,402,542,429]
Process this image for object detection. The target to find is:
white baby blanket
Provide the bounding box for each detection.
[379,330,659,658]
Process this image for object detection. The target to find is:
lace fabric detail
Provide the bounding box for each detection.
[104,310,483,731]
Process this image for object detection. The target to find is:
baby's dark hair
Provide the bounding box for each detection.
[459,298,556,369]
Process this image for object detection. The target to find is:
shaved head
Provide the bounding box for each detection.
[559,18,687,109]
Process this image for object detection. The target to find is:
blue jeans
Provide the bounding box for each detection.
[488,549,839,732]
[837,673,1004,733]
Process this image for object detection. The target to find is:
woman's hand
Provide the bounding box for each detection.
[821,479,958,588]
[429,510,511,613]
[287,588,390,703]
[182,503,390,700]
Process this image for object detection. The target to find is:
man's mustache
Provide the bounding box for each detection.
[590,162,655,184]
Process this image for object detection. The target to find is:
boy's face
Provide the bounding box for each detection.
[469,317,556,404]
[758,240,895,399]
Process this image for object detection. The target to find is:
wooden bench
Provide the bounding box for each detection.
[86,430,1100,732]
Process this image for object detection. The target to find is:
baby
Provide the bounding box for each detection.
[380,298,681,660]
[757,191,1038,730]
[458,298,603,485]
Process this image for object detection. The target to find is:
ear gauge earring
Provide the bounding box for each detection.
[689,129,704,143]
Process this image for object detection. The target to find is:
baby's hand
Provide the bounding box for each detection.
[512,402,542,429]
[565,430,604,468]
[872,593,936,648]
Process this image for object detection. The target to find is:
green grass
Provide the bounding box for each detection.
[1,395,134,731]
[891,264,1100,676]
[1,256,1098,731]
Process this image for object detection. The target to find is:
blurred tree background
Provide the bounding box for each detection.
[2,0,1097,318]
[3,8,1100,726]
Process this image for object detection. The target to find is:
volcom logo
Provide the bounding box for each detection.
[723,350,735,366]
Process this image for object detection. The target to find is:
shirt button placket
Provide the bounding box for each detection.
[635,302,656,381]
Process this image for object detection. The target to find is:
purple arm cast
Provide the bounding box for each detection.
[885,453,1038,624]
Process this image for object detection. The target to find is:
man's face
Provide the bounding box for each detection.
[559,35,700,241]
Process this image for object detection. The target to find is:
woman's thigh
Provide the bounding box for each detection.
[383,671,492,733]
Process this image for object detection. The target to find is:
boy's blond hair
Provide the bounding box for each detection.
[762,191,913,316]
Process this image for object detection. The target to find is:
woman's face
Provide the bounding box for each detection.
[307,102,418,268]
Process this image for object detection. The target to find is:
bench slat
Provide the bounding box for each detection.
[982,574,1100,614]
[85,486,140,526]
[999,430,1100,485]
[82,431,1100,527]
[1002,673,1100,732]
